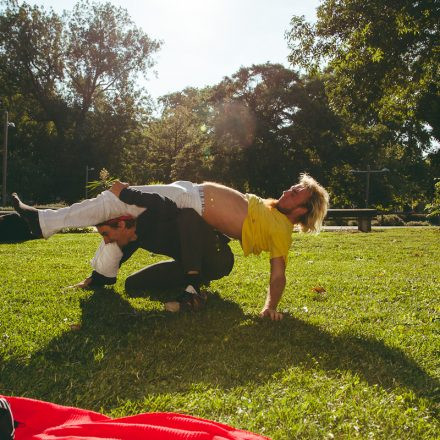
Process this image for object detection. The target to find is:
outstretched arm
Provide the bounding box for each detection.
[70,271,116,289]
[70,241,139,289]
[260,256,286,321]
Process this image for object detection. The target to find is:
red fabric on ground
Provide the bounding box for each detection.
[3,395,270,440]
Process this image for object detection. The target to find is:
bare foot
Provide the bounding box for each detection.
[11,193,43,238]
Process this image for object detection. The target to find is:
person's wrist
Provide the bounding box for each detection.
[263,304,276,311]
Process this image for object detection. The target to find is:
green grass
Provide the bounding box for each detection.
[0,228,439,439]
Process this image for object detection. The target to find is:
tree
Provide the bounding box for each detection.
[0,0,161,201]
[0,0,67,130]
[210,64,347,197]
[285,0,438,207]
[64,1,160,136]
[286,0,439,148]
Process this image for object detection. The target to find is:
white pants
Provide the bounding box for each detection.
[38,181,202,278]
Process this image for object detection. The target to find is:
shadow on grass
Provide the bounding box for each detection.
[1,288,438,412]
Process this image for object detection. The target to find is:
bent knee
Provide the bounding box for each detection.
[206,247,234,281]
[222,248,234,277]
[125,274,148,294]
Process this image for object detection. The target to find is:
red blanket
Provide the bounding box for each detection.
[3,396,270,440]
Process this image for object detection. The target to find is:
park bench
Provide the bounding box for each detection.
[325,209,377,232]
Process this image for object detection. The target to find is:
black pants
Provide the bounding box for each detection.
[125,209,234,292]
[0,213,33,242]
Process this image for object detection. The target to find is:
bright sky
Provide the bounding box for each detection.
[35,0,321,100]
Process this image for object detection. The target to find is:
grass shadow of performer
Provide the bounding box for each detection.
[0,288,438,416]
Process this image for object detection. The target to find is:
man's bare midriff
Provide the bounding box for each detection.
[201,183,248,239]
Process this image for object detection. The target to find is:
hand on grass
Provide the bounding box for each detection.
[260,307,283,321]
[67,277,92,289]
[110,180,129,197]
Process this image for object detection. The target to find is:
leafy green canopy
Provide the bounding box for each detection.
[0,0,160,201]
[124,64,348,199]
[286,0,439,145]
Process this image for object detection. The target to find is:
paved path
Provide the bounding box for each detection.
[322,225,434,231]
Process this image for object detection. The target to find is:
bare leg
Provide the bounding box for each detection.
[11,193,43,238]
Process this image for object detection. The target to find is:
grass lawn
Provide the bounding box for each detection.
[0,228,439,439]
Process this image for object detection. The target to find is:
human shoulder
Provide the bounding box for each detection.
[244,193,264,204]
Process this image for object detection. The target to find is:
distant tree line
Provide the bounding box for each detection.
[1,0,439,209]
[0,0,160,201]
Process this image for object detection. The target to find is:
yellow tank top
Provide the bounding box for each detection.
[241,194,293,260]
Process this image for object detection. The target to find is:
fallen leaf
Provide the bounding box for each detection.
[312,286,326,293]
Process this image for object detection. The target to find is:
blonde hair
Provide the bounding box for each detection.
[298,173,329,233]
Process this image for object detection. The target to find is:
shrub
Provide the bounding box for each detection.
[404,221,430,226]
[86,168,118,197]
[375,214,405,226]
[426,181,440,221]
[324,219,348,226]
[402,213,427,222]
[60,227,96,234]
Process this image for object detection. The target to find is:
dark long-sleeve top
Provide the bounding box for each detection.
[90,188,183,285]
[119,187,182,260]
